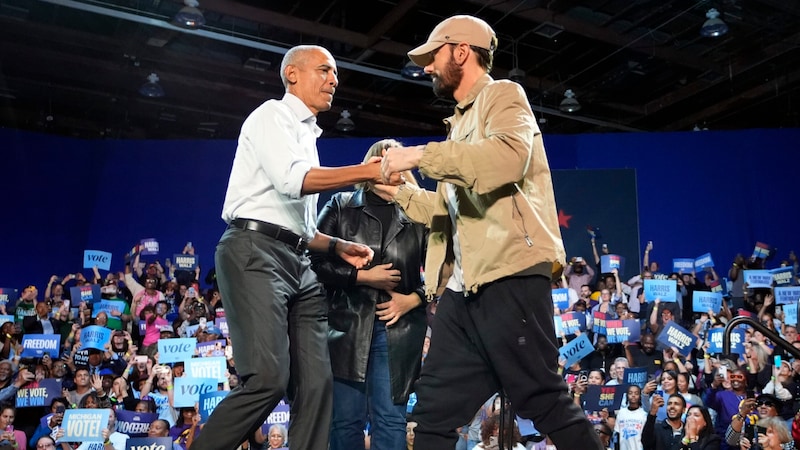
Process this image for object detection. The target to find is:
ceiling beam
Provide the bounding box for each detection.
[666,68,800,130]
[641,30,800,117]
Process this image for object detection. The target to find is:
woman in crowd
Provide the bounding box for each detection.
[471,413,525,450]
[312,138,428,450]
[254,423,288,449]
[655,370,680,421]
[750,416,793,450]
[677,372,704,408]
[681,405,720,450]
[0,403,28,450]
[169,407,201,450]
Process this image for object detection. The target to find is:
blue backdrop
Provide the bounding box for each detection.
[2,127,797,292]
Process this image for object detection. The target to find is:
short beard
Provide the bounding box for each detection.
[432,50,462,99]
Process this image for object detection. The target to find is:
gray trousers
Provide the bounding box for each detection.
[192,227,332,450]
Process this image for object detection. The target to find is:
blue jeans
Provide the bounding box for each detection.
[330,321,407,450]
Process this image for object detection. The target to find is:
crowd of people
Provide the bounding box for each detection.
[6,11,798,450]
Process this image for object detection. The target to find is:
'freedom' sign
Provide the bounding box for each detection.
[21,334,60,358]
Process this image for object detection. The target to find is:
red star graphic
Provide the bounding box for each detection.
[558,209,572,228]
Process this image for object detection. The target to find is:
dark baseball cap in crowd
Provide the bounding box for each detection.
[407,15,497,67]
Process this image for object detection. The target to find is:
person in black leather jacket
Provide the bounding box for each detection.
[312,138,428,450]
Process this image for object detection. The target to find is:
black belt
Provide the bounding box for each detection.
[230,218,308,254]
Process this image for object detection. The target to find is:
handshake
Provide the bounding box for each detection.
[369,144,425,185]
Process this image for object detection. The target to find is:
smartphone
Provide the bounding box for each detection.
[746,389,755,399]
[655,389,664,398]
[602,243,608,251]
[755,425,767,440]
[186,241,193,249]
[63,300,70,309]
[135,355,148,365]
[775,355,782,368]
[55,405,66,414]
[198,317,207,329]
[578,370,588,383]
[718,365,728,380]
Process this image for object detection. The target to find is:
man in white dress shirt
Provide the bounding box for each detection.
[194,44,396,450]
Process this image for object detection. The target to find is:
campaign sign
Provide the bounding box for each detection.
[624,367,648,389]
[774,287,800,305]
[784,302,798,326]
[584,385,625,412]
[21,334,61,358]
[173,254,199,271]
[262,400,290,432]
[600,255,624,274]
[752,242,770,259]
[115,410,157,438]
[744,270,773,288]
[771,267,794,287]
[62,408,109,442]
[552,288,570,311]
[558,333,594,367]
[16,378,60,408]
[644,279,677,302]
[139,238,160,256]
[656,322,697,357]
[214,317,229,337]
[185,356,227,382]
[92,300,126,318]
[173,377,218,408]
[78,325,111,351]
[707,328,745,354]
[606,319,640,344]
[0,288,19,310]
[672,258,695,273]
[560,312,585,335]
[197,339,227,358]
[185,324,201,338]
[553,316,564,338]
[157,337,196,364]
[199,390,229,424]
[83,250,112,271]
[695,253,714,270]
[70,285,102,304]
[516,416,538,437]
[692,291,723,314]
[709,280,723,295]
[593,312,610,335]
[125,437,173,450]
[0,315,14,327]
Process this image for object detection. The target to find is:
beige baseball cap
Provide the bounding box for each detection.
[407,15,496,67]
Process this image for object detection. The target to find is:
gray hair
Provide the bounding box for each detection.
[279,45,331,88]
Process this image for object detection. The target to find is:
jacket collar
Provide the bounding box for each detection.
[455,73,493,113]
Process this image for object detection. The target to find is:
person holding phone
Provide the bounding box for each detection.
[745,416,792,450]
[27,398,68,448]
[0,404,28,450]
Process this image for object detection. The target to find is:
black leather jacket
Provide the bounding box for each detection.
[312,189,428,404]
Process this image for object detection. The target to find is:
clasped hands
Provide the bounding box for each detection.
[365,145,425,185]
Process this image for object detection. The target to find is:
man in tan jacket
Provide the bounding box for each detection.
[380,14,602,450]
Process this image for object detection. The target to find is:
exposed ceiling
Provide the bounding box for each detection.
[1,0,799,140]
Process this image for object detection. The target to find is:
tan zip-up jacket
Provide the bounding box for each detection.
[394,74,566,298]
